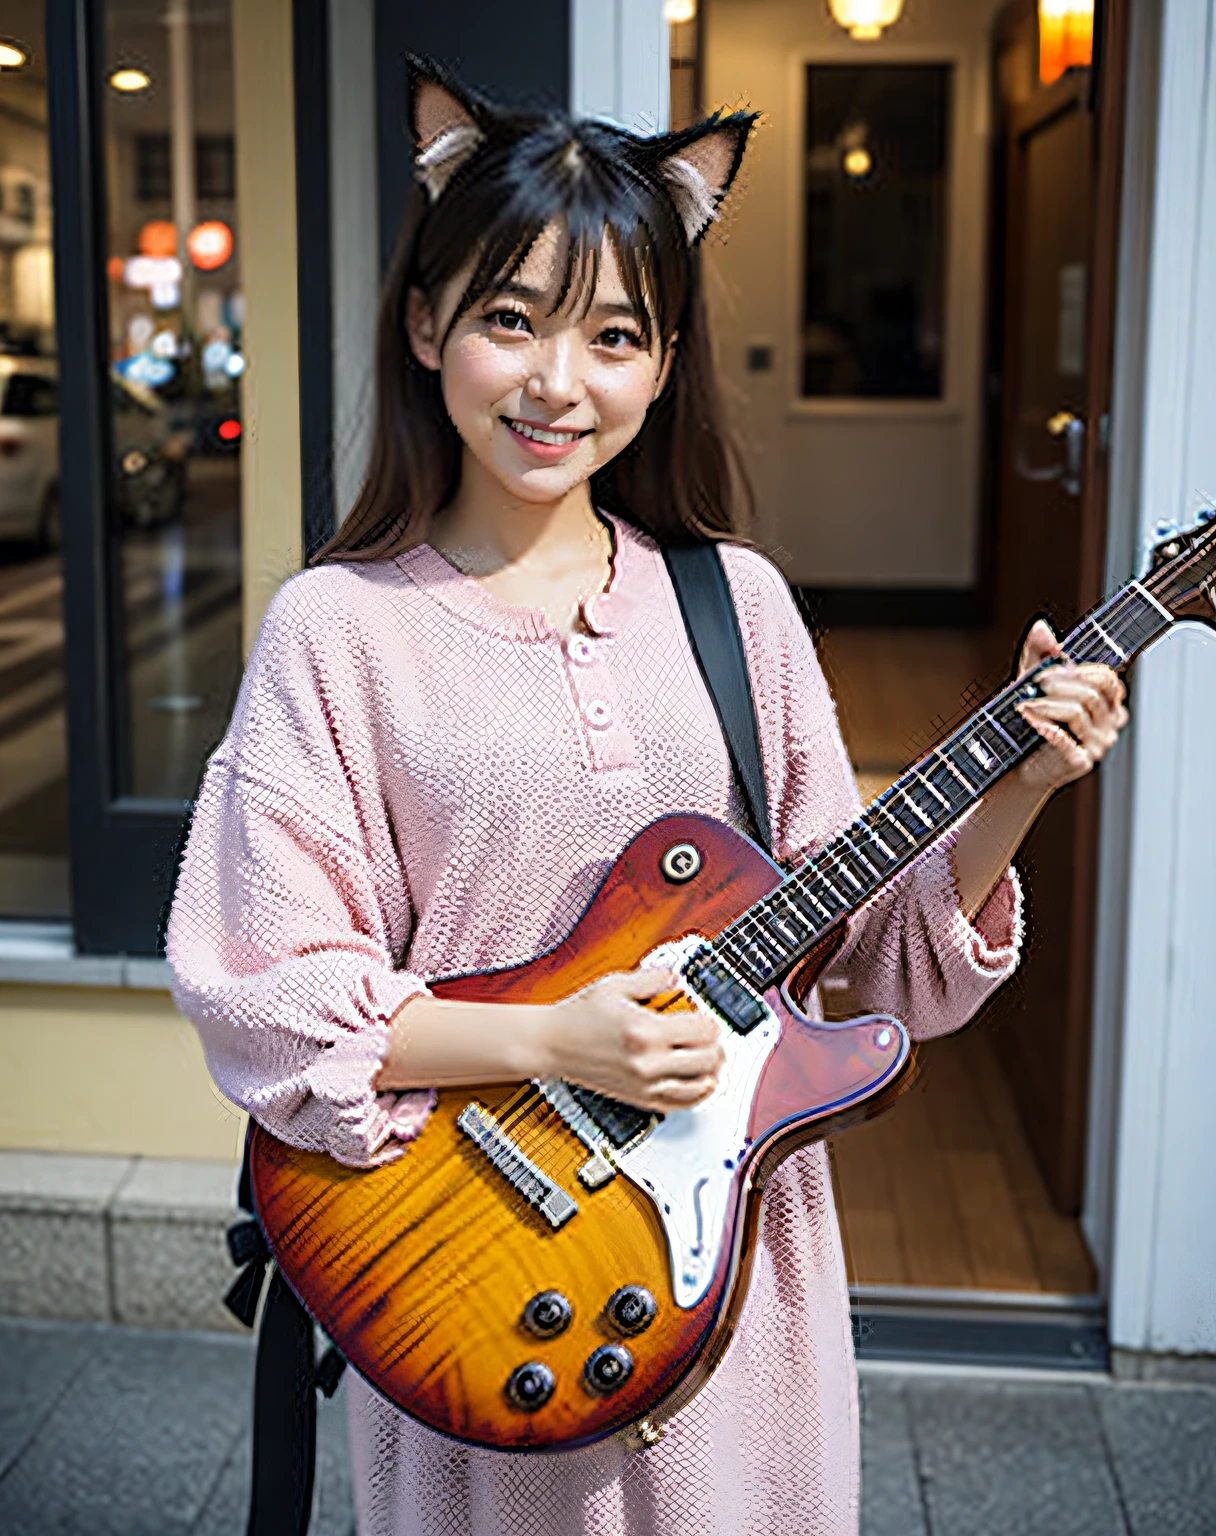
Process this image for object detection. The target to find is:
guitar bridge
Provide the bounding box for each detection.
[457,1102,578,1230]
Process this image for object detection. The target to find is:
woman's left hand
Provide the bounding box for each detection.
[1014,619,1130,795]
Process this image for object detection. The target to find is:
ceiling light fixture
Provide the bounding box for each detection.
[0,38,30,68]
[109,66,152,92]
[828,0,904,41]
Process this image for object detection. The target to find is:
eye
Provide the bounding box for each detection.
[597,325,644,352]
[487,309,533,335]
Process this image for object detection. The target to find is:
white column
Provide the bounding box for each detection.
[165,0,196,263]
[571,0,669,130]
[1106,0,1216,1358]
[328,0,379,522]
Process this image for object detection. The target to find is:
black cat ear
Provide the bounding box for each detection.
[405,56,488,202]
[653,110,758,245]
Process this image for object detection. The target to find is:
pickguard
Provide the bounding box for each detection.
[614,937,779,1308]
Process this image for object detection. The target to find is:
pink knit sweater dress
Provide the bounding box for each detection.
[168,515,1022,1536]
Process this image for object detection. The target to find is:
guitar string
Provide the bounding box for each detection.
[713,580,1159,976]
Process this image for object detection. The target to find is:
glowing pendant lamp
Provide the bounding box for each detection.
[829,0,904,42]
[1038,0,1094,85]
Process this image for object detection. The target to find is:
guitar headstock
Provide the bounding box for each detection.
[1147,510,1216,626]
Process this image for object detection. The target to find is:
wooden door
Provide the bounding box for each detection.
[984,2,1128,1215]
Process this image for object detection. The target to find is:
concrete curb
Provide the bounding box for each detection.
[0,1151,243,1333]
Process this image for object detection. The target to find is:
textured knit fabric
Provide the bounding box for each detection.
[168,515,1022,1536]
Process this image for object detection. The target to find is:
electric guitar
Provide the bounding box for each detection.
[250,513,1216,1452]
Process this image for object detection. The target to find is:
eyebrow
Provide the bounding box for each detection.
[490,279,643,324]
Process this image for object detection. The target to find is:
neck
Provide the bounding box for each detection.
[682,574,1177,1031]
[434,451,600,574]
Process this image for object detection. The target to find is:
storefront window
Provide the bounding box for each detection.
[103,0,242,802]
[0,6,70,919]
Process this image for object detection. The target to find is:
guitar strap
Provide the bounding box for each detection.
[226,539,772,1533]
[663,542,772,854]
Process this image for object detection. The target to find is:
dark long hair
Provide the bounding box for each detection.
[317,74,755,563]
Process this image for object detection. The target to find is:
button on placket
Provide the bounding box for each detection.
[562,638,633,771]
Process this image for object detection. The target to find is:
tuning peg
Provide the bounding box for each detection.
[1154,520,1180,539]
[1197,507,1215,524]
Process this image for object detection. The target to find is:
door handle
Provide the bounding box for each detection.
[1045,411,1086,496]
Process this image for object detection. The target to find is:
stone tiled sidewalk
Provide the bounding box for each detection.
[2,1318,1215,1535]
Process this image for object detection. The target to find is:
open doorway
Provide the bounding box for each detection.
[696,0,1127,1303]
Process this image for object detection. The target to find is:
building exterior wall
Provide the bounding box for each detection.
[1106,0,1216,1357]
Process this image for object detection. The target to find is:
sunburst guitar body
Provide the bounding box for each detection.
[251,814,911,1452]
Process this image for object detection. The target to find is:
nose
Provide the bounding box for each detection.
[525,333,586,411]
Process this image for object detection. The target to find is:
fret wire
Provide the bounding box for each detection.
[979,707,1020,754]
[935,749,977,795]
[874,802,917,845]
[894,785,935,829]
[710,571,1187,986]
[861,821,899,862]
[1130,578,1176,623]
[1090,619,1127,661]
[910,767,951,812]
[843,834,881,878]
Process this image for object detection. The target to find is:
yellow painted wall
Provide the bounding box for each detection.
[0,985,244,1162]
[234,0,304,650]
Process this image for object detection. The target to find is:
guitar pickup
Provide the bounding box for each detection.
[457,1102,578,1230]
[683,952,768,1034]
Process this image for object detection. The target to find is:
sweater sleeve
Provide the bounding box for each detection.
[166,572,434,1167]
[720,545,1023,1042]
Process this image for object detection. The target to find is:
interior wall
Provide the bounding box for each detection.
[702,0,1006,590]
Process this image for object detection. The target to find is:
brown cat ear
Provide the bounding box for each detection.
[654,111,758,245]
[406,56,487,202]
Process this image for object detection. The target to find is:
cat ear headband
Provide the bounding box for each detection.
[407,57,758,246]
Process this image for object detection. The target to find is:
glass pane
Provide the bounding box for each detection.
[103,0,242,802]
[802,63,951,399]
[0,6,71,919]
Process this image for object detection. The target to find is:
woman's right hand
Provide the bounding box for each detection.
[539,967,725,1114]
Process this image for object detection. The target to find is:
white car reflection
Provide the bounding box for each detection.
[0,356,191,546]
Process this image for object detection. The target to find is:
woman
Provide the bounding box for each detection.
[168,61,1128,1536]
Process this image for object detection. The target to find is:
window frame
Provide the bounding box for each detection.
[45,0,187,955]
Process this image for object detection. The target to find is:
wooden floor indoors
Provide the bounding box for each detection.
[817,627,1097,1297]
[828,1029,1097,1294]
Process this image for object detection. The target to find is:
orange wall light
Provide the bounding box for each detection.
[186,220,234,272]
[1039,0,1094,86]
[138,220,178,258]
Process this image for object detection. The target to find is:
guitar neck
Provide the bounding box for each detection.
[708,576,1177,994]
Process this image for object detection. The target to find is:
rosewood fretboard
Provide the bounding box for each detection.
[705,576,1176,996]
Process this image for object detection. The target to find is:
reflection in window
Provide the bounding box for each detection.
[104,0,243,802]
[802,63,951,399]
[0,5,71,919]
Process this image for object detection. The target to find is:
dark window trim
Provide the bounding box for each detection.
[294,0,335,556]
[46,0,187,955]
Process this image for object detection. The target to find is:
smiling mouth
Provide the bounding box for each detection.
[501,417,592,446]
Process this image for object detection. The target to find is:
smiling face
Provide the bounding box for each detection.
[406,222,674,508]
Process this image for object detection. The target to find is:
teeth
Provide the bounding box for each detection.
[511,420,582,445]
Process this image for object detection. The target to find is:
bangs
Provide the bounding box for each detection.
[416,121,689,350]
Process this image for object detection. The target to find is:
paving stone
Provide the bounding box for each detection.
[1095,1383,1216,1536]
[906,1378,1128,1536]
[0,1320,100,1479]
[192,1377,354,1536]
[0,1326,253,1536]
[109,1159,242,1333]
[858,1375,929,1536]
[0,1154,133,1323]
